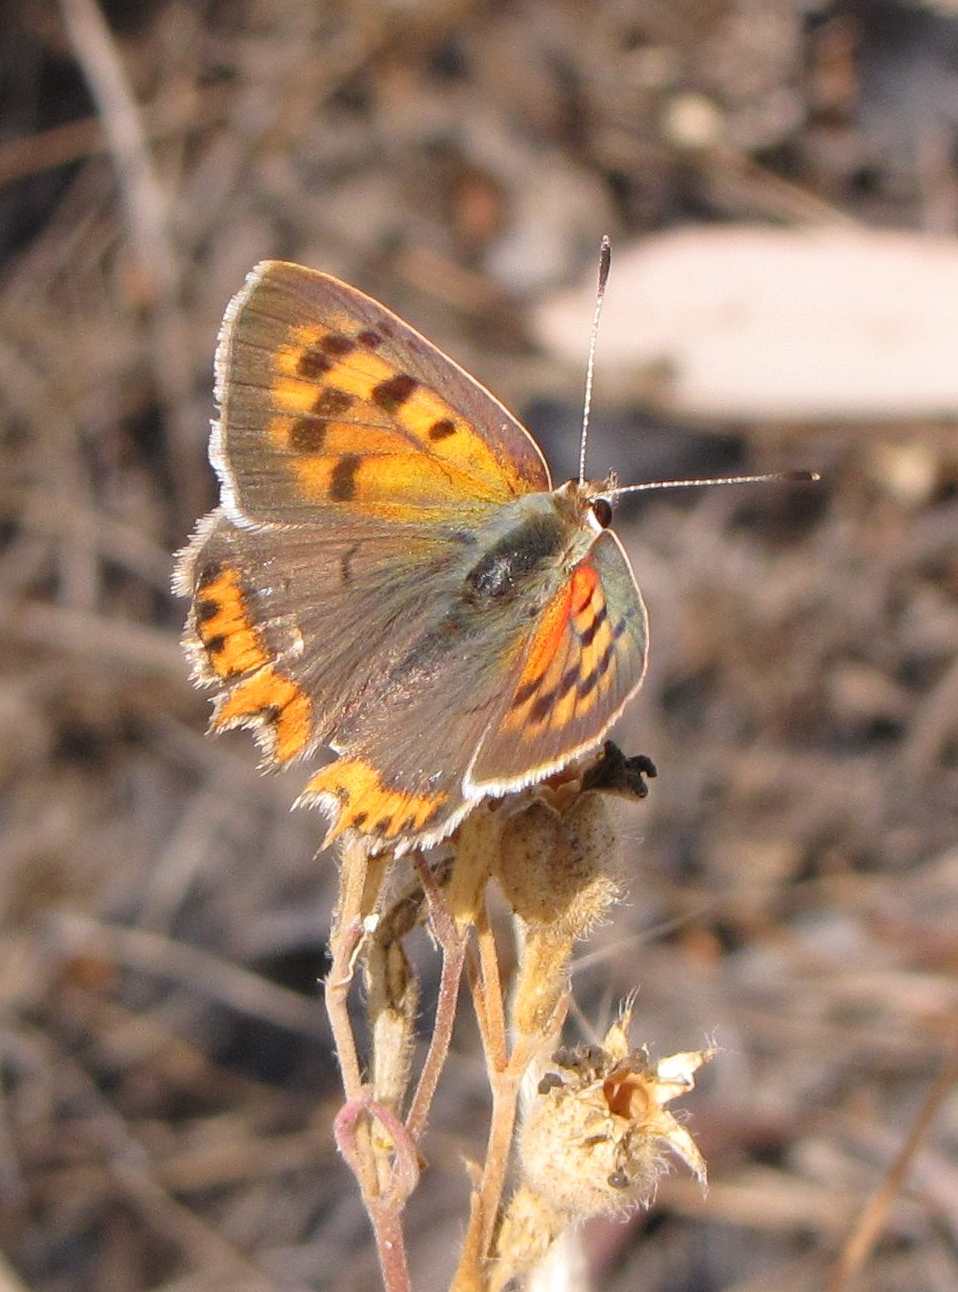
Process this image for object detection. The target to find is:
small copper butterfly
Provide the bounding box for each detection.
[175,254,810,855]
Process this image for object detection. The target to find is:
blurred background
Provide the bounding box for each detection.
[1,1,957,1289]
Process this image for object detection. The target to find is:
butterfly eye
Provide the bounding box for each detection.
[592,498,613,528]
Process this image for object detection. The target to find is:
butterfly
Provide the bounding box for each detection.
[174,258,649,856]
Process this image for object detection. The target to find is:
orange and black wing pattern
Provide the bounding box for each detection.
[467,530,649,792]
[212,261,550,527]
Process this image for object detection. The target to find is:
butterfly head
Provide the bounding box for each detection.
[555,476,617,535]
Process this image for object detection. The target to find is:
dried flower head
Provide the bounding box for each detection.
[518,1010,713,1219]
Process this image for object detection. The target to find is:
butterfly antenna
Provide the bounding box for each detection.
[607,469,820,499]
[578,235,612,485]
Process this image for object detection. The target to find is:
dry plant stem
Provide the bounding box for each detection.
[455,899,543,1279]
[475,904,508,1072]
[335,1092,420,1209]
[327,843,414,1291]
[336,1092,418,1292]
[478,1061,525,1255]
[405,854,467,1144]
[325,839,373,1099]
[828,1040,958,1292]
[57,0,176,297]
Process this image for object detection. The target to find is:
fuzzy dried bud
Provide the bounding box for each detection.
[497,789,621,939]
[498,785,624,1040]
[365,935,419,1113]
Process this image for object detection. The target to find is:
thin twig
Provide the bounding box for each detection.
[57,0,203,526]
[477,1077,521,1258]
[57,0,177,297]
[454,899,536,1281]
[0,84,229,188]
[326,842,415,1289]
[335,1091,420,1209]
[335,1090,418,1292]
[405,855,467,1144]
[50,911,328,1037]
[324,840,372,1099]
[828,1040,958,1291]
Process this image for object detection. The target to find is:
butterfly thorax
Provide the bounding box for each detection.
[462,482,604,605]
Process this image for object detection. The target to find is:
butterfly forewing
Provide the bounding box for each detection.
[213,261,550,527]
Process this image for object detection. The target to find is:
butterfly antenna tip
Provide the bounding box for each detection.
[578,236,612,486]
[609,468,822,499]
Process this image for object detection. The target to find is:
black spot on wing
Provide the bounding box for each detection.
[530,692,552,723]
[429,418,456,440]
[321,333,356,356]
[290,388,353,450]
[340,545,357,585]
[196,598,220,623]
[289,419,326,452]
[358,330,382,348]
[313,387,354,416]
[297,349,332,379]
[372,373,417,412]
[578,667,599,700]
[512,676,540,709]
[330,454,361,501]
[523,662,580,725]
[559,664,579,699]
[597,640,615,679]
[196,561,222,590]
[579,602,608,648]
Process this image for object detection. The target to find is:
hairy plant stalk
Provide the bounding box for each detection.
[454,892,544,1286]
[326,842,414,1290]
[477,1057,525,1253]
[474,903,508,1072]
[325,838,373,1099]
[335,1092,419,1292]
[405,855,466,1144]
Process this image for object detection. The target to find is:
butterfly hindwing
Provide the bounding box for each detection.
[177,503,543,851]
[176,507,482,767]
[467,529,649,791]
[213,261,550,527]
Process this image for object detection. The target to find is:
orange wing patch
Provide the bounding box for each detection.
[212,666,312,765]
[566,569,616,722]
[193,565,269,680]
[502,558,615,741]
[301,758,447,849]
